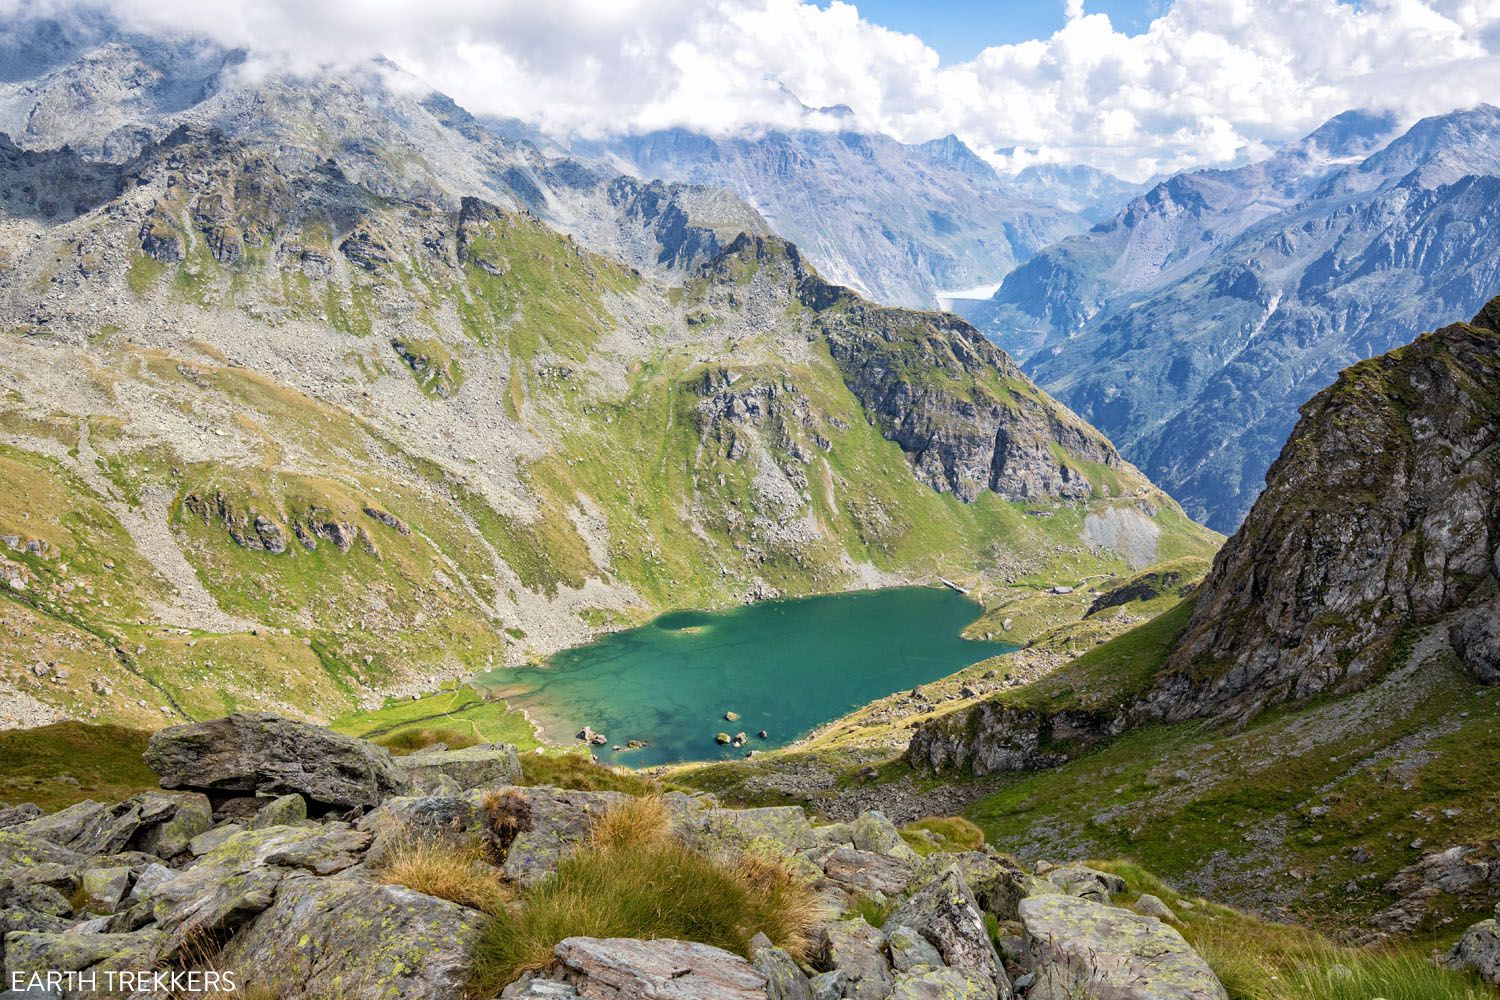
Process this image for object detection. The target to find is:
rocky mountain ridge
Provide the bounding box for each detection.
[0,10,768,281]
[1150,298,1500,719]
[973,106,1500,530]
[585,126,1117,309]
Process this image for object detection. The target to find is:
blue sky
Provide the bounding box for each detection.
[827,0,1162,61]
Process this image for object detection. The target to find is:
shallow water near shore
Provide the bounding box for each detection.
[477,586,1015,767]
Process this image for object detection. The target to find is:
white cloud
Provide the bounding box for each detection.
[13,0,1500,178]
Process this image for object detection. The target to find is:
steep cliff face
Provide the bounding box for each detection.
[1150,299,1500,720]
[707,235,1140,506]
[906,299,1500,775]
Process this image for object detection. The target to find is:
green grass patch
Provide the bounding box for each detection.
[333,686,538,751]
[0,722,156,811]
[517,751,660,796]
[469,797,821,992]
[1004,597,1197,712]
[899,815,986,856]
[968,651,1500,940]
[125,254,167,296]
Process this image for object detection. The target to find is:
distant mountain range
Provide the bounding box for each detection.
[970,106,1500,530]
[0,12,771,279]
[578,126,1139,309]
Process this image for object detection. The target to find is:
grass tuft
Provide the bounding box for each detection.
[1087,860,1491,1000]
[518,752,660,795]
[588,795,671,851]
[468,798,822,993]
[900,815,986,856]
[373,832,509,915]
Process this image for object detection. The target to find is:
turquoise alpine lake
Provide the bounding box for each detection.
[477,586,1015,767]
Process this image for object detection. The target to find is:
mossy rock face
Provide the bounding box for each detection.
[4,927,166,975]
[221,874,485,1000]
[0,830,85,873]
[680,805,817,856]
[1019,894,1227,1000]
[883,871,1007,994]
[145,713,410,810]
[398,744,521,793]
[889,966,1000,1000]
[554,937,769,1000]
[819,917,893,1000]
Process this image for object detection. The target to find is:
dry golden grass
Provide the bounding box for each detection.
[518,751,661,794]
[467,797,824,995]
[588,794,670,850]
[374,834,510,915]
[1091,860,1493,1000]
[374,726,481,755]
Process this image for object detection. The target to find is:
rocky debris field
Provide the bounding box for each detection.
[1,713,1235,1000]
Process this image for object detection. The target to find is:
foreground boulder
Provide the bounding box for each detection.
[819,917,893,1000]
[145,713,409,810]
[1445,904,1500,985]
[885,871,1011,997]
[399,744,522,793]
[1018,894,1227,1000]
[10,792,211,859]
[550,937,769,999]
[221,874,484,1000]
[890,967,998,1000]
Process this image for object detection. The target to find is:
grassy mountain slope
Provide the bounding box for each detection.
[0,127,1218,731]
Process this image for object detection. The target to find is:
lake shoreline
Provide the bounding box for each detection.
[471,584,1013,768]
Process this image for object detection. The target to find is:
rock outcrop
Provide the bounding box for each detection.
[1445,903,1500,986]
[718,234,1140,505]
[906,297,1500,778]
[144,713,410,810]
[0,715,1229,1000]
[1151,298,1500,722]
[550,937,769,1000]
[1018,894,1228,1000]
